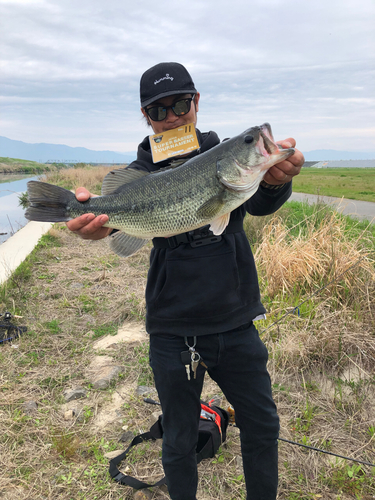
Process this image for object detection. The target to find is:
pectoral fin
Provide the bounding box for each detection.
[209,213,230,235]
[108,231,149,257]
[197,193,225,219]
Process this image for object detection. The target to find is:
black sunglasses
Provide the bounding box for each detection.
[145,95,195,122]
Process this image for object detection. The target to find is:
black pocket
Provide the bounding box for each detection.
[152,249,243,319]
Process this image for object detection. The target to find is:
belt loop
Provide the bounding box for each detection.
[167,236,178,249]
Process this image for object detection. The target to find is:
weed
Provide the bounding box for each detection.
[85,437,118,464]
[300,435,312,447]
[303,381,319,392]
[134,341,153,386]
[78,294,98,314]
[273,382,289,393]
[18,191,29,208]
[292,399,318,434]
[318,438,333,450]
[51,430,80,459]
[286,493,318,500]
[128,292,146,321]
[59,471,73,485]
[38,232,61,248]
[37,272,56,282]
[91,322,118,340]
[83,406,94,422]
[44,319,62,334]
[322,462,371,496]
[39,374,70,388]
[24,349,44,365]
[14,465,34,479]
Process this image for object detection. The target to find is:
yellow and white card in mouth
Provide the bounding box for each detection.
[149,123,200,163]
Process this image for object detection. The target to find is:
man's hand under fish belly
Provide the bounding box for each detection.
[66,188,112,240]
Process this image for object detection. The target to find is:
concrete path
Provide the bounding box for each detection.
[0,221,52,285]
[290,192,375,225]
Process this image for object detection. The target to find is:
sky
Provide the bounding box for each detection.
[1,0,374,155]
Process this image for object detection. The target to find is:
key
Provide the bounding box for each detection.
[181,351,191,380]
[191,352,201,379]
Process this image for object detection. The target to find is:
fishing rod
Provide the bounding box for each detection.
[277,437,375,468]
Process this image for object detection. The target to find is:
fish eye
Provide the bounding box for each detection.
[244,135,254,144]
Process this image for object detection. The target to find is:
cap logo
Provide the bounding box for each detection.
[154,73,174,85]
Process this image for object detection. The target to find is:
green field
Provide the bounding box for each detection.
[293,167,375,202]
[0,157,50,173]
[0,157,69,174]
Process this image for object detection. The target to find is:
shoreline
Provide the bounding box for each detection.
[0,221,53,285]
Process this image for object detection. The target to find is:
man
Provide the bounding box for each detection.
[67,62,304,500]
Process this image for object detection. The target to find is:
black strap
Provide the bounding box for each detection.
[109,405,229,489]
[109,416,166,489]
[108,413,216,489]
[152,220,243,249]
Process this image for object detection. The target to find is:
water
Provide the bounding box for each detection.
[0,174,39,244]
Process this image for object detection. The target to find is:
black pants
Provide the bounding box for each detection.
[149,323,280,500]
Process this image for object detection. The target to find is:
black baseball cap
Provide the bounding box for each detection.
[140,62,197,108]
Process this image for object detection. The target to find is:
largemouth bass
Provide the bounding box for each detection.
[25,123,294,257]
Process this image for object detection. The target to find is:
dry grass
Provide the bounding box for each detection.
[254,212,375,300]
[0,173,374,499]
[41,166,124,195]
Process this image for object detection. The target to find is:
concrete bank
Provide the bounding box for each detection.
[290,192,375,224]
[0,221,53,285]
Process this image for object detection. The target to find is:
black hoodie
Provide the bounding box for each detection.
[128,129,292,336]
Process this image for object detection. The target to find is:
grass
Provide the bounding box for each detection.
[293,167,375,202]
[0,157,58,174]
[0,167,374,499]
[40,165,121,194]
[0,157,127,178]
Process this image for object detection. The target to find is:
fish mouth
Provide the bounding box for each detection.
[257,124,278,160]
[221,123,295,192]
[232,124,277,176]
[256,123,294,169]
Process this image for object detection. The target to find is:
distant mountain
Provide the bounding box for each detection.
[1,136,374,163]
[303,149,375,161]
[0,136,136,164]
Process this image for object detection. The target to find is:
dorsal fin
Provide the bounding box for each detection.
[149,159,188,176]
[168,158,189,168]
[101,168,149,195]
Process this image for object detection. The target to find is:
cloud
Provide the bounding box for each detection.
[0,0,374,153]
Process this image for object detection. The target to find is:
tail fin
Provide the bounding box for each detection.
[25,181,75,222]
